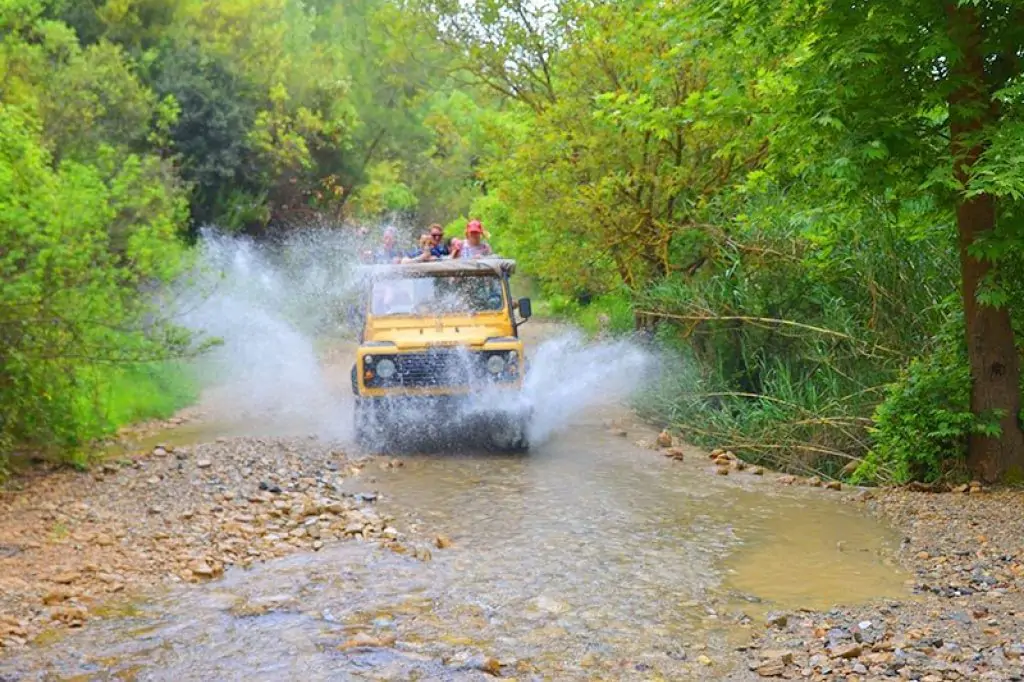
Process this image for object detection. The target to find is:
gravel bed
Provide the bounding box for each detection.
[0,436,410,650]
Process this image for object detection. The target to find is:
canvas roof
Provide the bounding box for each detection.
[357,258,517,280]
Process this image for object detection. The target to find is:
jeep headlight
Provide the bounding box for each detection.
[486,354,506,374]
[376,358,396,379]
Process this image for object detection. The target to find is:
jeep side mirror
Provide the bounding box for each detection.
[517,297,532,320]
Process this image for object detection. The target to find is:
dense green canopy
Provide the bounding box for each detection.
[5,0,1024,483]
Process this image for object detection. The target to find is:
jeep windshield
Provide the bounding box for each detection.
[370,275,505,316]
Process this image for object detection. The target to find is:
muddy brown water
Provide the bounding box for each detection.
[0,334,911,680]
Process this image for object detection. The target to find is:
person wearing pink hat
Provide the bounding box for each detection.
[461,219,493,259]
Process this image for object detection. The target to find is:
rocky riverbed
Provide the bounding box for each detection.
[0,435,421,650]
[722,477,1024,680]
[6,417,1024,682]
[641,434,1024,680]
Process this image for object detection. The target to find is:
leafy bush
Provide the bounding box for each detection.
[856,320,996,484]
[0,103,193,468]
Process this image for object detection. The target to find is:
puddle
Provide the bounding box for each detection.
[721,490,908,613]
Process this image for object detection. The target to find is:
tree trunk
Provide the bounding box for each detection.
[947,3,1024,482]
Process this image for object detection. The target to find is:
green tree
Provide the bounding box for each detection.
[697,0,1024,481]
[0,103,191,460]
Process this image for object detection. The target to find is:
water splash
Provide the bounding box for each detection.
[169,229,653,448]
[519,331,651,443]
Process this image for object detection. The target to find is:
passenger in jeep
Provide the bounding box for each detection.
[461,220,492,259]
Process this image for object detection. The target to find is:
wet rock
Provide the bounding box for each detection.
[662,447,686,461]
[766,612,789,628]
[656,430,674,448]
[778,475,796,485]
[825,480,842,491]
[435,534,452,549]
[465,654,502,675]
[805,476,823,487]
[751,466,765,476]
[187,560,218,579]
[339,631,395,650]
[716,465,730,476]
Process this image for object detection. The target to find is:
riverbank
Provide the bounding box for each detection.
[742,485,1024,680]
[650,438,1024,680]
[0,435,417,649]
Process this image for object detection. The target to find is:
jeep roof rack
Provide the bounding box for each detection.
[357,257,517,279]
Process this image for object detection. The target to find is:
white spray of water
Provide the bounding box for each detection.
[520,332,651,443]
[169,229,653,448]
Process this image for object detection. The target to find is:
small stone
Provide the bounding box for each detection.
[662,447,686,461]
[756,659,786,677]
[766,612,788,628]
[832,643,862,659]
[152,447,168,457]
[656,430,673,448]
[716,465,730,476]
[197,459,213,469]
[608,429,628,437]
[778,475,796,485]
[42,588,72,605]
[696,654,712,666]
[751,466,764,476]
[467,655,502,675]
[761,650,794,665]
[435,534,452,549]
[52,572,80,585]
[805,476,822,487]
[93,534,114,547]
[825,480,841,491]
[49,605,88,624]
[188,560,216,578]
[312,540,324,551]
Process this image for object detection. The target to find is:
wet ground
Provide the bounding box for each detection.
[0,331,913,680]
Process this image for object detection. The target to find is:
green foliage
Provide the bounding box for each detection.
[858,346,973,485]
[857,315,1010,485]
[409,0,1024,481]
[102,362,198,427]
[0,100,194,462]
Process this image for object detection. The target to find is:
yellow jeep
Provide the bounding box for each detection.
[350,258,533,450]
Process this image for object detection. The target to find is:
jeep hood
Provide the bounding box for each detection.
[365,315,514,350]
